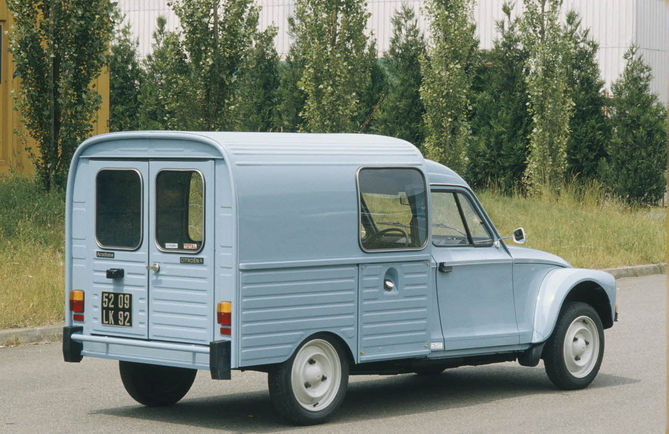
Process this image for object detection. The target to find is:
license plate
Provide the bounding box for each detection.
[101,292,132,327]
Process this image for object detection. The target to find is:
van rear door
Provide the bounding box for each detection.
[147,161,215,345]
[88,160,149,339]
[85,159,215,345]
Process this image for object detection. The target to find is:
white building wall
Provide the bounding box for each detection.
[116,0,178,55]
[256,0,294,57]
[476,0,667,105]
[634,0,668,103]
[118,0,668,105]
[475,0,510,50]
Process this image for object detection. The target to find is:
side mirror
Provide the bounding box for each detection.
[513,227,526,244]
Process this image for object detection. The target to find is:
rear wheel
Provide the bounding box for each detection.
[119,361,196,407]
[268,334,349,425]
[543,302,604,390]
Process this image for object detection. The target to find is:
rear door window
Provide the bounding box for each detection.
[155,170,205,253]
[96,169,143,250]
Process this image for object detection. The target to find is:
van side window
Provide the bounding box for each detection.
[432,191,493,247]
[156,170,204,252]
[358,168,428,251]
[96,169,143,250]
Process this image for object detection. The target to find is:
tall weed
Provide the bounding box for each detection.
[0,176,65,328]
[478,183,666,268]
[0,175,64,247]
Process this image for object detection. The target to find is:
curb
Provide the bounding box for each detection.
[1,263,666,347]
[0,324,63,347]
[602,263,666,279]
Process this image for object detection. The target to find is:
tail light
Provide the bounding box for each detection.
[70,290,85,322]
[217,301,232,335]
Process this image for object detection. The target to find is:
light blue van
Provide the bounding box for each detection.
[63,132,617,425]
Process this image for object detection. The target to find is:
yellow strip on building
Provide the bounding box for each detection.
[0,0,109,176]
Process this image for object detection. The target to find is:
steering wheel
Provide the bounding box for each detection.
[366,228,410,247]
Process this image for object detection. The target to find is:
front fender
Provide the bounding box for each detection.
[532,268,616,343]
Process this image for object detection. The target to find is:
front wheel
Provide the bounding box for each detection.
[543,302,605,390]
[268,334,349,425]
[119,361,196,407]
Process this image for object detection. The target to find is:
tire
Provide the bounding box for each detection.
[119,361,197,407]
[268,334,349,425]
[543,301,605,390]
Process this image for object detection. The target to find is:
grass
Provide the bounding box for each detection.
[0,175,65,329]
[0,175,665,329]
[477,183,666,269]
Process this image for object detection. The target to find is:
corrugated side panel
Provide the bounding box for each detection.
[239,266,357,367]
[359,261,431,362]
[215,161,237,365]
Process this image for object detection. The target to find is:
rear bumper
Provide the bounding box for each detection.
[62,327,231,379]
[62,326,83,362]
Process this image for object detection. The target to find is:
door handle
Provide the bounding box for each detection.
[146,263,161,273]
[438,263,453,273]
[106,268,124,279]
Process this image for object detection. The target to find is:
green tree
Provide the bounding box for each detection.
[520,0,573,192]
[605,46,667,206]
[373,4,426,146]
[7,0,114,190]
[232,26,280,132]
[563,11,609,180]
[274,56,306,132]
[138,17,189,130]
[358,58,387,133]
[469,2,531,190]
[109,9,143,132]
[289,0,376,133]
[420,0,479,173]
[171,0,261,130]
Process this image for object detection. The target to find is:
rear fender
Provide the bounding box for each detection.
[532,268,616,343]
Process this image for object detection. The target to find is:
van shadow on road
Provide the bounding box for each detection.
[95,363,639,432]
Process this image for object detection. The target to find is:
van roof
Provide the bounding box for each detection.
[424,159,469,187]
[72,131,468,187]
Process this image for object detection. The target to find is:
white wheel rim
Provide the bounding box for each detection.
[291,339,341,412]
[563,315,600,378]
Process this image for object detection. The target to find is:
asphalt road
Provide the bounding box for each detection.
[1,274,665,433]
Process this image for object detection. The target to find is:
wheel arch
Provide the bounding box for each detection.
[297,331,356,366]
[532,268,616,343]
[563,282,614,329]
